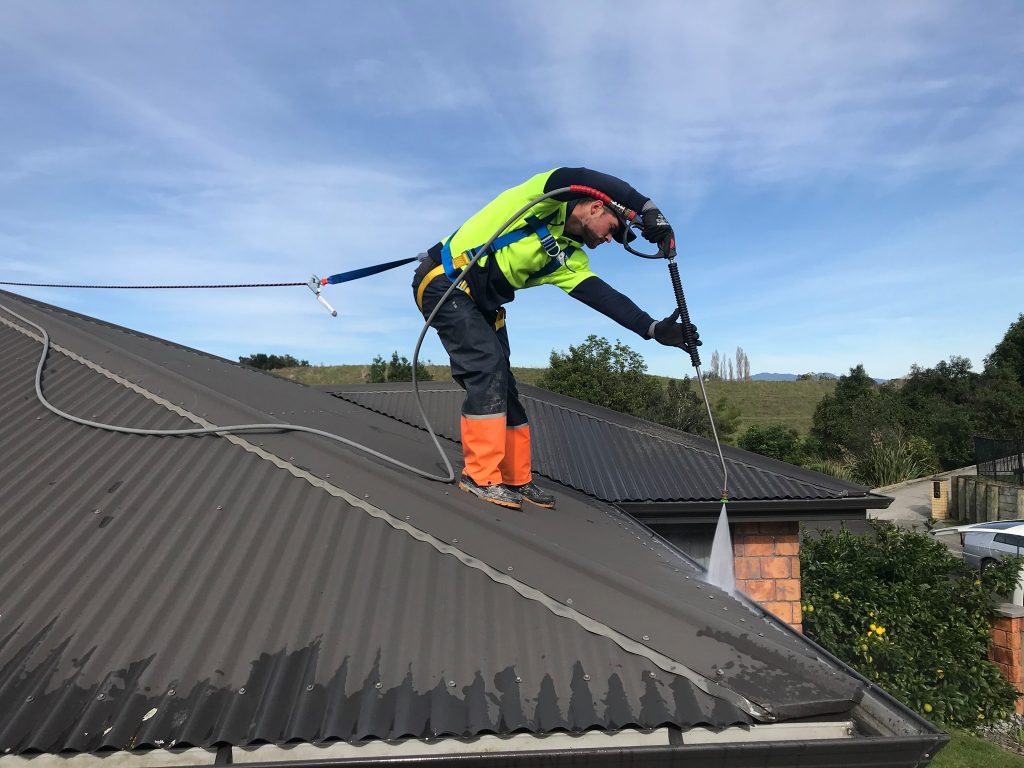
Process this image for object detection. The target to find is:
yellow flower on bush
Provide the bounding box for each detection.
[875,626,886,636]
[833,592,841,600]
[936,669,944,679]
[923,703,933,713]
[868,611,875,618]
[869,623,877,631]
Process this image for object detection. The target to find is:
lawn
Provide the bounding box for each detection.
[931,729,1024,767]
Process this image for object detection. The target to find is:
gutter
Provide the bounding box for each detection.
[185,734,946,768]
[620,494,893,524]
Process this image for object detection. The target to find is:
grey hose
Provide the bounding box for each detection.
[0,302,455,482]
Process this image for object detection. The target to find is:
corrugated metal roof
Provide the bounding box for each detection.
[325,382,875,504]
[0,291,933,761]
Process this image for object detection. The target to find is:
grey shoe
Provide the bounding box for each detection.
[508,481,556,509]
[458,475,523,509]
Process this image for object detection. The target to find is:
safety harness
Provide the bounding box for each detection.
[439,212,576,283]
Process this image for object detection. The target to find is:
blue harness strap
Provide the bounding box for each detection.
[440,212,571,282]
[325,256,419,285]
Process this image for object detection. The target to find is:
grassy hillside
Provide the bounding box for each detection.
[702,379,836,436]
[273,364,834,436]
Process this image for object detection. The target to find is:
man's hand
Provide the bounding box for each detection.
[652,309,702,351]
[641,201,673,245]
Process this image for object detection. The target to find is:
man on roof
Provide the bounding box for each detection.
[413,167,700,511]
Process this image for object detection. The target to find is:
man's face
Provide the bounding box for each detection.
[580,203,621,248]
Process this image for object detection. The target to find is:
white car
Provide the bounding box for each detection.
[931,520,1024,604]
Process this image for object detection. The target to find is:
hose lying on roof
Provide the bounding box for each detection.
[0,301,460,482]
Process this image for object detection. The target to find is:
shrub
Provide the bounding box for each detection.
[854,430,939,487]
[739,424,804,464]
[801,521,1021,727]
[368,351,432,383]
[239,353,310,370]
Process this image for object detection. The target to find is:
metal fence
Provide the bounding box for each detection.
[976,435,1024,486]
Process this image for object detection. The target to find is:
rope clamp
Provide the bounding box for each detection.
[307,275,338,317]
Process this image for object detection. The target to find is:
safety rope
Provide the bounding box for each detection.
[0,281,305,289]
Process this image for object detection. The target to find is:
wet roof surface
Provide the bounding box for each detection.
[0,290,870,755]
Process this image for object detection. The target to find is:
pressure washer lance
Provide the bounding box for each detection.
[603,201,730,501]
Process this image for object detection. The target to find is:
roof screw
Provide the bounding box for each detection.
[515,676,522,683]
[740,618,746,622]
[448,680,456,688]
[722,607,728,611]
[758,633,765,637]
[506,566,513,572]
[364,494,370,499]
[716,669,725,677]
[708,595,715,600]
[846,726,854,736]
[642,635,650,641]
[375,682,383,690]
[325,474,330,478]
[168,689,176,696]
[306,684,314,691]
[25,696,33,703]
[97,693,105,701]
[566,598,573,605]
[238,688,246,695]
[216,506,222,511]
[288,457,294,461]
[405,515,410,520]
[452,538,458,544]
[648,672,656,679]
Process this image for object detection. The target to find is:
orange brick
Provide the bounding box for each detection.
[759,522,791,535]
[791,559,801,578]
[992,628,1008,647]
[1009,632,1023,652]
[734,557,762,580]
[762,601,794,623]
[742,579,776,602]
[762,557,791,579]
[742,535,775,557]
[992,646,1014,665]
[791,620,803,634]
[733,523,761,536]
[1015,699,1024,716]
[775,538,800,556]
[776,579,802,601]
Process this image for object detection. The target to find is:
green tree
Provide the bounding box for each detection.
[802,522,1021,727]
[986,312,1024,388]
[739,424,804,464]
[368,351,432,383]
[239,353,310,370]
[538,335,712,437]
[811,365,910,459]
[540,335,665,416]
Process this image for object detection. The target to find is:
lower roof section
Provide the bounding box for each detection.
[324,382,886,507]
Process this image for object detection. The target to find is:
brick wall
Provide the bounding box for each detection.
[732,521,802,633]
[990,610,1024,715]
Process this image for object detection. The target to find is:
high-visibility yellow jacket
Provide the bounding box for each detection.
[425,167,657,338]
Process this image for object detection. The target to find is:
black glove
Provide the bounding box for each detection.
[652,309,702,351]
[641,202,673,245]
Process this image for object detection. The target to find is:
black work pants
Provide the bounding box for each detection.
[411,259,527,426]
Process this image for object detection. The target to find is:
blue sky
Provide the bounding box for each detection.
[1,1,1021,380]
